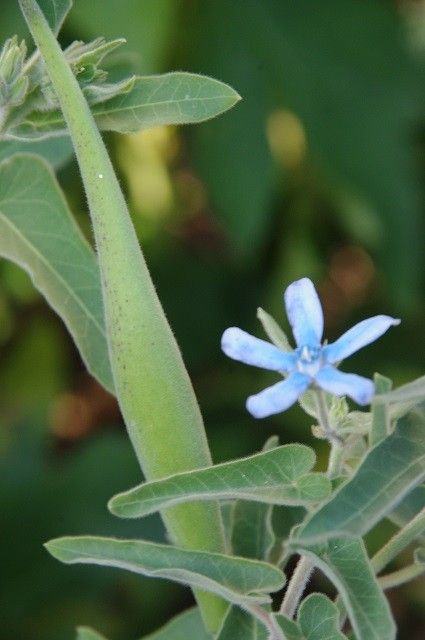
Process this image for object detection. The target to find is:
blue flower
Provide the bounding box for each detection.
[221,278,400,418]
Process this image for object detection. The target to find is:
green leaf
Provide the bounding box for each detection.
[141,607,212,640]
[274,594,349,640]
[76,628,108,640]
[38,0,72,34]
[0,153,114,393]
[217,604,347,640]
[65,37,125,71]
[297,593,347,640]
[376,375,425,410]
[293,538,395,640]
[0,136,73,168]
[45,535,285,608]
[82,76,135,106]
[298,390,332,421]
[108,445,331,519]
[221,501,236,554]
[370,373,392,446]
[229,437,278,562]
[275,615,303,640]
[296,473,332,502]
[257,307,292,351]
[269,506,306,565]
[231,500,274,561]
[10,73,241,139]
[338,411,371,438]
[216,606,267,640]
[295,406,425,544]
[298,391,320,420]
[389,484,425,542]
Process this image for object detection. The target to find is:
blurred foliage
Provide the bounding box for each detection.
[0,1,424,639]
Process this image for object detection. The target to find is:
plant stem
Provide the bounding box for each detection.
[378,563,425,590]
[372,506,425,574]
[279,389,345,619]
[247,604,285,640]
[315,388,344,478]
[18,0,227,632]
[279,554,315,619]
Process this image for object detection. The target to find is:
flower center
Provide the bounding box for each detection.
[296,345,322,376]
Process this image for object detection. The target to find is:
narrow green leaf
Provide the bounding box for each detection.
[221,501,236,554]
[376,375,425,408]
[298,390,332,421]
[257,307,292,351]
[378,558,425,590]
[370,373,392,446]
[389,484,425,533]
[141,607,211,640]
[216,606,267,640]
[11,73,241,139]
[293,538,395,640]
[297,593,347,640]
[0,153,114,392]
[269,506,306,565]
[45,536,285,607]
[295,473,332,502]
[231,500,274,561]
[229,437,278,562]
[76,628,108,640]
[108,445,331,518]
[295,406,425,544]
[92,71,241,131]
[65,37,126,70]
[0,137,73,168]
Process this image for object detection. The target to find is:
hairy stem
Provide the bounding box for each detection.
[315,388,344,478]
[279,554,315,619]
[247,605,285,640]
[372,506,425,574]
[378,563,425,590]
[18,0,227,631]
[280,389,345,619]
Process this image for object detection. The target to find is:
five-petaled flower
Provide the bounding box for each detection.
[221,278,399,418]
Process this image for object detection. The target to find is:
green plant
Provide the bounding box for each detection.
[1,2,424,638]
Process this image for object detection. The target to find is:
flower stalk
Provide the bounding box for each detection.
[378,564,425,590]
[279,554,315,619]
[279,388,345,619]
[372,506,425,574]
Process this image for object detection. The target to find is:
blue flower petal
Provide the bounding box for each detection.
[323,315,400,364]
[284,278,323,348]
[221,327,297,371]
[246,372,311,418]
[315,365,374,405]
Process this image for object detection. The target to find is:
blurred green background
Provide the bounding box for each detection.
[0,1,424,638]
